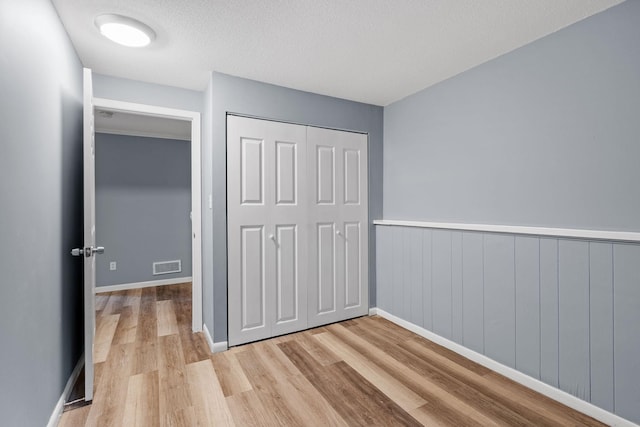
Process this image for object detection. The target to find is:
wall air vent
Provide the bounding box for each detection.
[153,260,181,275]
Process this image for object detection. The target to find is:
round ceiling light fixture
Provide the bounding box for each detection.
[95,14,156,47]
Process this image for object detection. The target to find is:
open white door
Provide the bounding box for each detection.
[81,68,99,401]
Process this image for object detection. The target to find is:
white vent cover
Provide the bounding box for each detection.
[153,260,181,275]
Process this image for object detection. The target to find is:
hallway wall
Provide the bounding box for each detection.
[0,0,84,425]
[95,133,192,287]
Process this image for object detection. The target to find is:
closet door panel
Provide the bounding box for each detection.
[271,223,306,336]
[308,126,368,327]
[338,133,368,318]
[343,148,361,205]
[274,225,297,322]
[240,138,264,205]
[344,221,362,308]
[240,226,266,330]
[275,141,297,205]
[228,116,307,345]
[316,145,336,205]
[271,129,308,336]
[317,222,337,311]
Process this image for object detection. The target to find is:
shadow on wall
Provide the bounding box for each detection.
[59,89,84,382]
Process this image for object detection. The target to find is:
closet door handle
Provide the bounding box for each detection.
[269,234,275,241]
[336,230,342,236]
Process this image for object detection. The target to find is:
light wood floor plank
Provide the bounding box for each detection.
[84,343,135,427]
[210,351,253,397]
[93,314,120,363]
[185,359,235,426]
[157,334,191,421]
[225,390,281,427]
[121,370,159,427]
[102,291,127,315]
[254,340,301,378]
[156,300,179,337]
[111,306,137,345]
[314,331,427,411]
[59,405,91,427]
[95,294,109,312]
[278,340,422,426]
[271,373,349,427]
[162,406,197,427]
[295,330,342,366]
[325,323,505,426]
[123,288,142,307]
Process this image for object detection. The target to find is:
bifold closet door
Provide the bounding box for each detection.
[227,116,308,346]
[307,126,369,327]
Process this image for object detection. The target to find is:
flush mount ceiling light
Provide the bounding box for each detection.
[95,14,156,47]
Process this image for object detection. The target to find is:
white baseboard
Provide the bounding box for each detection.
[203,323,215,353]
[202,323,228,354]
[47,353,84,427]
[95,277,192,293]
[213,341,229,353]
[373,308,638,427]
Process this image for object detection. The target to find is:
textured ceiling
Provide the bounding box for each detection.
[52,0,624,106]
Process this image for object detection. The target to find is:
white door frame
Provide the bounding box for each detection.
[92,97,203,332]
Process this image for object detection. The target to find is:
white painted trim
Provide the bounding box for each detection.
[95,128,190,141]
[93,98,199,121]
[213,341,229,353]
[203,324,227,353]
[368,307,378,316]
[47,354,85,427]
[203,323,215,353]
[190,112,203,333]
[95,277,192,294]
[373,308,638,427]
[373,219,640,243]
[92,96,203,333]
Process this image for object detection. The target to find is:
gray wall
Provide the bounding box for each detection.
[95,133,192,287]
[380,1,640,423]
[210,72,384,342]
[0,0,84,425]
[93,73,203,113]
[384,0,640,231]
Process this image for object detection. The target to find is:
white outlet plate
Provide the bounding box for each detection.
[109,261,117,271]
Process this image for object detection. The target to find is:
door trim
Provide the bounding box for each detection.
[92,97,203,332]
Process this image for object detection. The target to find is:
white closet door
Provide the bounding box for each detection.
[227,116,308,346]
[307,126,368,327]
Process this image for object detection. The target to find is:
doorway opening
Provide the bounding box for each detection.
[91,97,202,332]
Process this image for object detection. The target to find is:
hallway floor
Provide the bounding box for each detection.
[59,283,603,426]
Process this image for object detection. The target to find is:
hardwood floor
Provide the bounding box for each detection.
[60,283,604,426]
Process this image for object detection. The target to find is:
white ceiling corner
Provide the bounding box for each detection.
[52,0,625,106]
